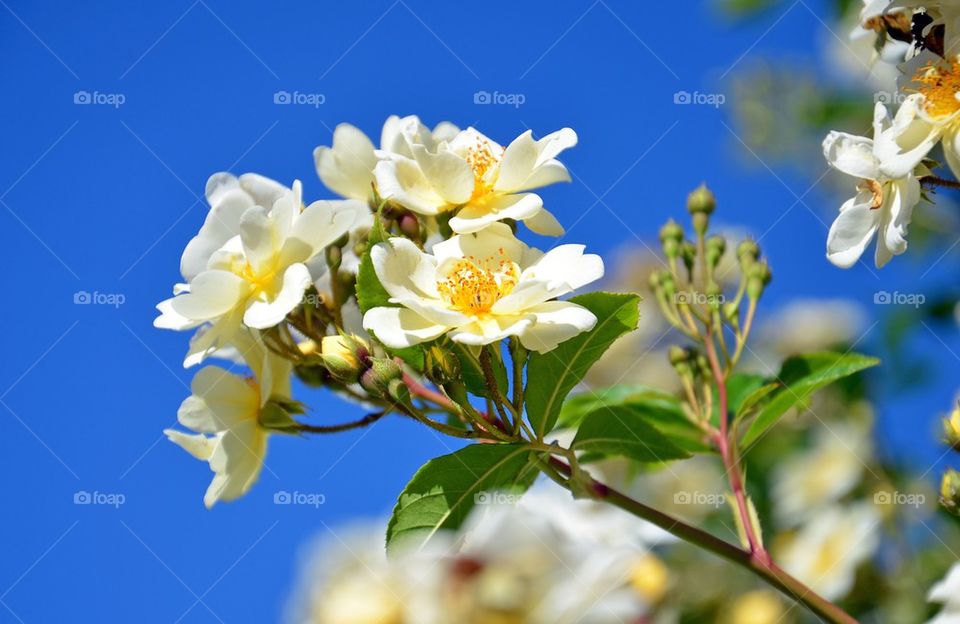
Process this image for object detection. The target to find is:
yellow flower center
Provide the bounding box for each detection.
[238,261,279,296]
[915,59,960,120]
[437,251,519,316]
[465,138,502,203]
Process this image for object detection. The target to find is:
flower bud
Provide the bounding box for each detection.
[687,184,716,215]
[320,335,369,384]
[388,378,412,405]
[705,281,723,310]
[705,235,726,268]
[746,261,772,300]
[668,345,690,366]
[325,245,342,270]
[944,404,960,451]
[737,239,760,267]
[940,469,960,515]
[398,213,421,240]
[425,344,461,385]
[659,220,684,259]
[359,358,403,397]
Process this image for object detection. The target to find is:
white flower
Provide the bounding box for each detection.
[771,422,869,526]
[374,126,576,235]
[776,504,881,601]
[361,223,603,353]
[181,172,289,282]
[927,562,960,624]
[155,181,361,366]
[824,100,932,268]
[313,115,459,201]
[164,332,291,508]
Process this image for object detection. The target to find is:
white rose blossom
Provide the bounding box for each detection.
[824,99,933,268]
[374,126,576,235]
[155,181,361,366]
[361,222,603,353]
[313,114,459,201]
[164,331,291,508]
[927,561,960,624]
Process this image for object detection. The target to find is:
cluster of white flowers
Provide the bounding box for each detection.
[155,115,604,507]
[825,1,960,268]
[286,480,668,624]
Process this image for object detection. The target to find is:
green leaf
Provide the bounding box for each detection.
[740,351,880,448]
[356,210,391,314]
[525,292,641,437]
[451,343,508,399]
[559,385,711,453]
[710,374,766,426]
[572,405,691,463]
[386,444,536,548]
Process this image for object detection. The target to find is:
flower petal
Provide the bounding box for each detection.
[524,207,565,236]
[410,144,474,205]
[362,306,449,348]
[243,263,312,329]
[448,193,544,234]
[518,301,597,353]
[170,270,248,322]
[281,199,360,265]
[822,131,878,180]
[164,429,217,461]
[826,194,881,269]
[314,123,378,201]
[178,365,259,432]
[447,315,534,347]
[374,159,446,215]
[371,237,441,300]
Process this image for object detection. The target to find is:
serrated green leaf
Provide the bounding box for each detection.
[525,292,641,437]
[451,343,508,398]
[356,210,391,314]
[740,351,880,448]
[386,444,536,548]
[572,405,691,463]
[559,385,711,453]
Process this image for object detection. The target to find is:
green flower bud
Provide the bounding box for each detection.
[705,235,726,268]
[705,281,723,309]
[388,378,412,406]
[359,358,403,397]
[680,241,696,273]
[687,184,716,215]
[659,220,684,259]
[320,335,369,385]
[722,301,740,325]
[941,469,960,516]
[737,239,760,266]
[944,404,960,451]
[425,344,461,385]
[746,261,772,300]
[668,345,690,366]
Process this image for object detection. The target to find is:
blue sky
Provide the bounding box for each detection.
[1,0,958,621]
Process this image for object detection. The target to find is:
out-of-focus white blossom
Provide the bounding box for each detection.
[927,561,960,624]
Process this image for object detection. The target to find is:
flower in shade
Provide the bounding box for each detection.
[362,223,603,353]
[164,331,292,508]
[155,181,360,366]
[374,126,576,235]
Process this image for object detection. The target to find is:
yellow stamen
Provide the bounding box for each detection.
[437,249,518,317]
[465,137,502,203]
[915,59,960,120]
